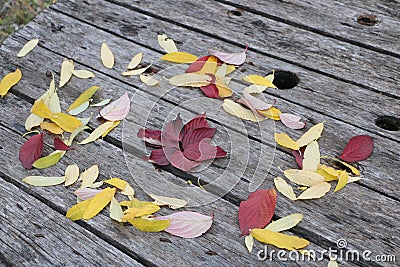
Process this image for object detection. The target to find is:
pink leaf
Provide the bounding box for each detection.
[339,135,374,162]
[19,133,44,169]
[238,189,277,236]
[183,141,227,161]
[170,150,201,171]
[74,188,101,200]
[182,127,216,148]
[137,128,162,147]
[292,147,306,168]
[243,91,273,110]
[156,211,213,238]
[183,113,209,134]
[54,137,75,151]
[209,46,247,65]
[100,92,130,121]
[279,113,305,130]
[148,148,177,166]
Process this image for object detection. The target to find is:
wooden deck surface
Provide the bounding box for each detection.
[0,0,399,266]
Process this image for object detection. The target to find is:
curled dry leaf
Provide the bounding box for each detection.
[68,101,90,116]
[17,38,39,57]
[156,211,213,238]
[110,197,124,222]
[79,121,115,145]
[296,182,331,200]
[334,170,349,192]
[101,41,114,68]
[245,235,254,253]
[302,141,320,171]
[100,92,130,121]
[0,68,22,97]
[140,74,160,86]
[169,73,212,87]
[71,70,95,79]
[122,65,151,76]
[242,75,276,88]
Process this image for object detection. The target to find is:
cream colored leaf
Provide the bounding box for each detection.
[169,73,211,87]
[296,122,324,147]
[65,164,80,186]
[22,176,66,186]
[101,41,114,68]
[303,141,320,171]
[122,65,151,76]
[48,91,61,113]
[79,121,115,145]
[149,194,188,209]
[101,121,120,137]
[80,165,99,188]
[327,259,339,267]
[243,84,268,94]
[59,58,74,87]
[348,176,361,183]
[71,70,95,79]
[91,99,111,107]
[158,34,178,53]
[222,99,265,122]
[245,235,254,253]
[215,63,228,77]
[297,182,331,200]
[17,38,39,57]
[110,197,124,222]
[274,177,297,200]
[284,169,325,186]
[265,213,304,232]
[66,125,89,146]
[127,52,143,69]
[140,74,160,86]
[121,183,135,199]
[25,114,44,131]
[68,101,90,116]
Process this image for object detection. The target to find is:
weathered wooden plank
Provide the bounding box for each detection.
[48,0,400,143]
[2,10,399,201]
[0,177,144,267]
[101,0,400,97]
[0,100,328,267]
[218,0,400,57]
[0,47,397,267]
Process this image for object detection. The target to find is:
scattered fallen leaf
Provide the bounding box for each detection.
[123,200,160,218]
[158,34,178,53]
[71,70,95,79]
[102,121,120,137]
[79,121,115,145]
[245,234,254,253]
[161,51,198,63]
[339,135,373,162]
[279,113,305,129]
[22,175,66,186]
[19,133,44,169]
[17,38,39,57]
[149,194,188,209]
[251,228,309,249]
[110,197,124,222]
[100,92,130,121]
[74,187,101,200]
[284,169,325,186]
[126,217,170,232]
[297,182,331,200]
[242,75,276,88]
[101,41,114,68]
[80,165,99,188]
[296,122,324,147]
[40,121,63,135]
[104,177,128,190]
[64,164,80,186]
[209,46,247,65]
[222,99,264,122]
[127,52,143,69]
[265,213,303,232]
[68,101,90,116]
[32,150,65,169]
[59,58,74,87]
[257,107,281,120]
[327,259,339,267]
[83,187,116,220]
[334,170,349,192]
[91,99,111,107]
[54,137,74,151]
[68,86,100,111]
[0,68,22,97]
[274,177,296,200]
[140,74,160,86]
[50,112,83,133]
[66,198,93,221]
[274,133,300,150]
[122,65,151,76]
[169,73,212,87]
[302,141,320,171]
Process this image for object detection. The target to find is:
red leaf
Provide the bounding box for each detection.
[200,83,219,99]
[148,148,176,166]
[163,114,183,141]
[137,128,162,147]
[183,141,227,161]
[185,56,211,73]
[238,189,277,235]
[339,135,374,162]
[182,127,216,148]
[54,137,75,151]
[19,133,44,169]
[292,147,306,168]
[170,150,201,171]
[183,113,209,134]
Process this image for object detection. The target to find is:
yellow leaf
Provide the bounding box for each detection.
[80,165,99,188]
[245,235,254,253]
[102,121,120,137]
[257,107,281,120]
[101,41,114,68]
[225,64,236,75]
[158,34,178,53]
[122,65,151,76]
[251,229,309,249]
[66,198,93,221]
[50,113,83,133]
[127,52,143,69]
[265,213,304,232]
[79,121,114,145]
[140,74,160,86]
[222,99,265,122]
[169,73,211,87]
[274,133,300,150]
[274,177,297,200]
[161,51,198,63]
[302,141,320,171]
[316,164,340,182]
[22,175,66,186]
[59,58,74,87]
[40,121,63,135]
[17,38,39,57]
[296,122,324,147]
[110,197,124,222]
[149,194,188,209]
[315,169,337,182]
[31,99,52,118]
[126,218,170,232]
[196,56,218,74]
[83,187,116,220]
[334,170,349,192]
[215,76,233,98]
[242,75,276,88]
[284,169,325,186]
[297,182,331,200]
[68,86,100,111]
[65,164,80,186]
[0,68,22,97]
[321,156,360,176]
[32,151,65,169]
[104,177,128,190]
[123,199,160,218]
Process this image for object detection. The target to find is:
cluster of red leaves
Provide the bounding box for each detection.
[138,113,227,172]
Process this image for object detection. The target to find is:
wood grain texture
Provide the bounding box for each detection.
[0,176,143,266]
